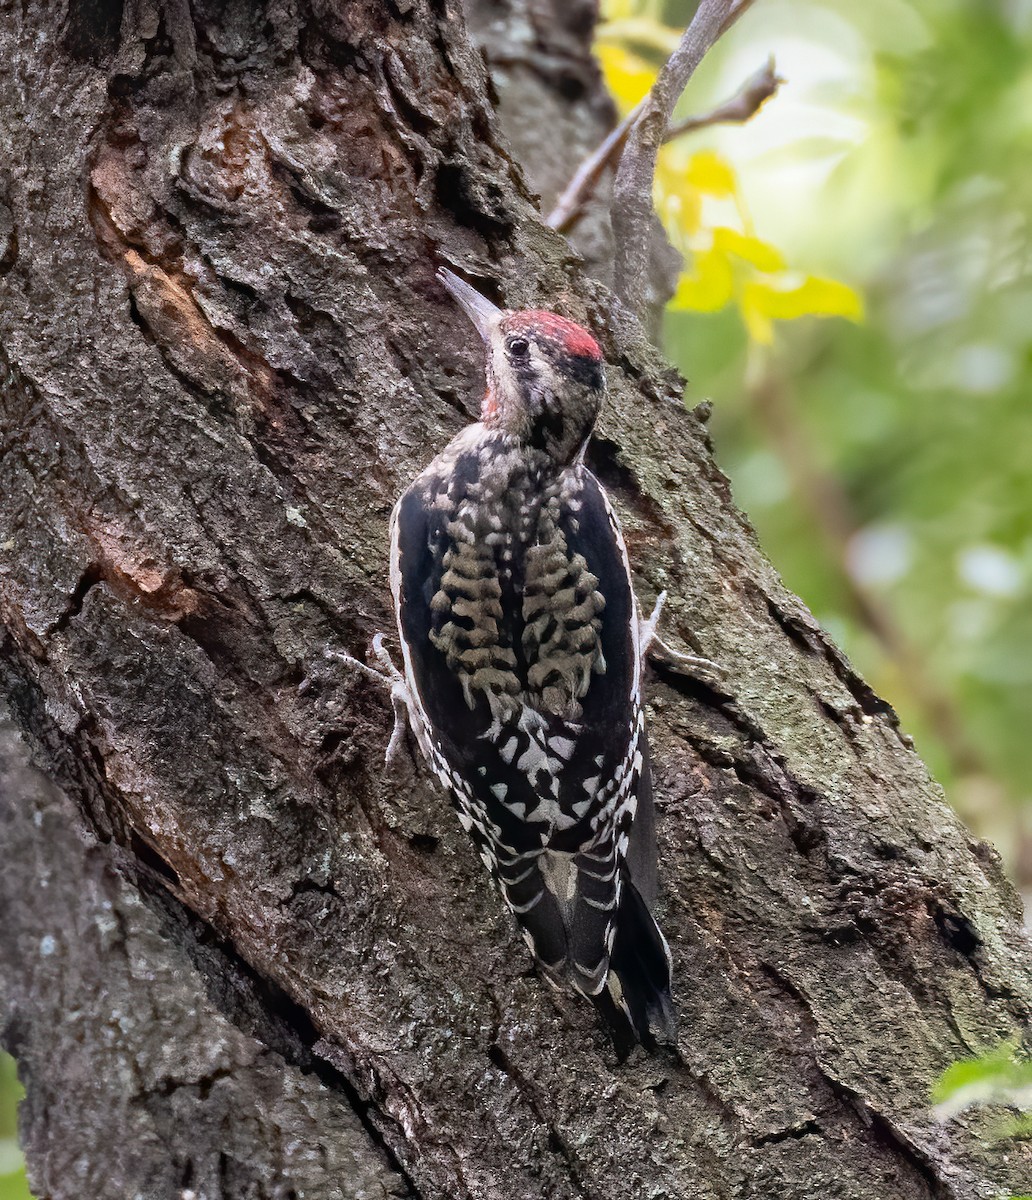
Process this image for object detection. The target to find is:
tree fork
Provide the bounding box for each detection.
[0,2,1029,1198]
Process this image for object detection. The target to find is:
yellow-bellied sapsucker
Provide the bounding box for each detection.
[364,268,678,1047]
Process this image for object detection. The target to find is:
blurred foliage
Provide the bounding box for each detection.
[933,1041,1032,1131]
[934,1040,1032,1189]
[599,0,1032,887]
[0,1054,30,1200]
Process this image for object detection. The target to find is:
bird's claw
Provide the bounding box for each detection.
[640,590,668,656]
[647,637,726,686]
[302,636,415,767]
[641,591,726,686]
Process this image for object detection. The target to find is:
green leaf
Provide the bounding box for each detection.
[933,1043,1032,1119]
[0,1154,33,1200]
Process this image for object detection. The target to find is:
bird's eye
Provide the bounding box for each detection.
[507,337,530,358]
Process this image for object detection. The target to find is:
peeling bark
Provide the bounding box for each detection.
[0,2,1030,1198]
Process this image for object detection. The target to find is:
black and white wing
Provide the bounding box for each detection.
[390,440,674,1045]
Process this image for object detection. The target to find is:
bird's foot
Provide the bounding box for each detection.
[639,591,668,657]
[301,635,415,767]
[641,591,725,687]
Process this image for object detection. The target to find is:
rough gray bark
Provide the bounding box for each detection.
[0,2,1029,1199]
[0,707,408,1199]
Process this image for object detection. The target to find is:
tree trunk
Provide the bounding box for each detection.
[1,2,1029,1198]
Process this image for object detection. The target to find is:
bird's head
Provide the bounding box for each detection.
[439,267,605,465]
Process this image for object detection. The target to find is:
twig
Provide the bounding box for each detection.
[665,57,780,140]
[547,99,645,235]
[611,0,759,316]
[546,59,780,234]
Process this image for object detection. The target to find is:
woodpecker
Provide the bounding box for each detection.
[365,268,679,1047]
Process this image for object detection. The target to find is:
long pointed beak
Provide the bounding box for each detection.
[438,267,503,344]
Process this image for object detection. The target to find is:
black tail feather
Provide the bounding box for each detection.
[593,876,677,1053]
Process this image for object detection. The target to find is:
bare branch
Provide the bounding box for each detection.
[611,0,760,317]
[546,59,780,234]
[546,99,645,235]
[665,56,780,140]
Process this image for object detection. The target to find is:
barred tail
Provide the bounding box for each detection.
[594,875,677,1052]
